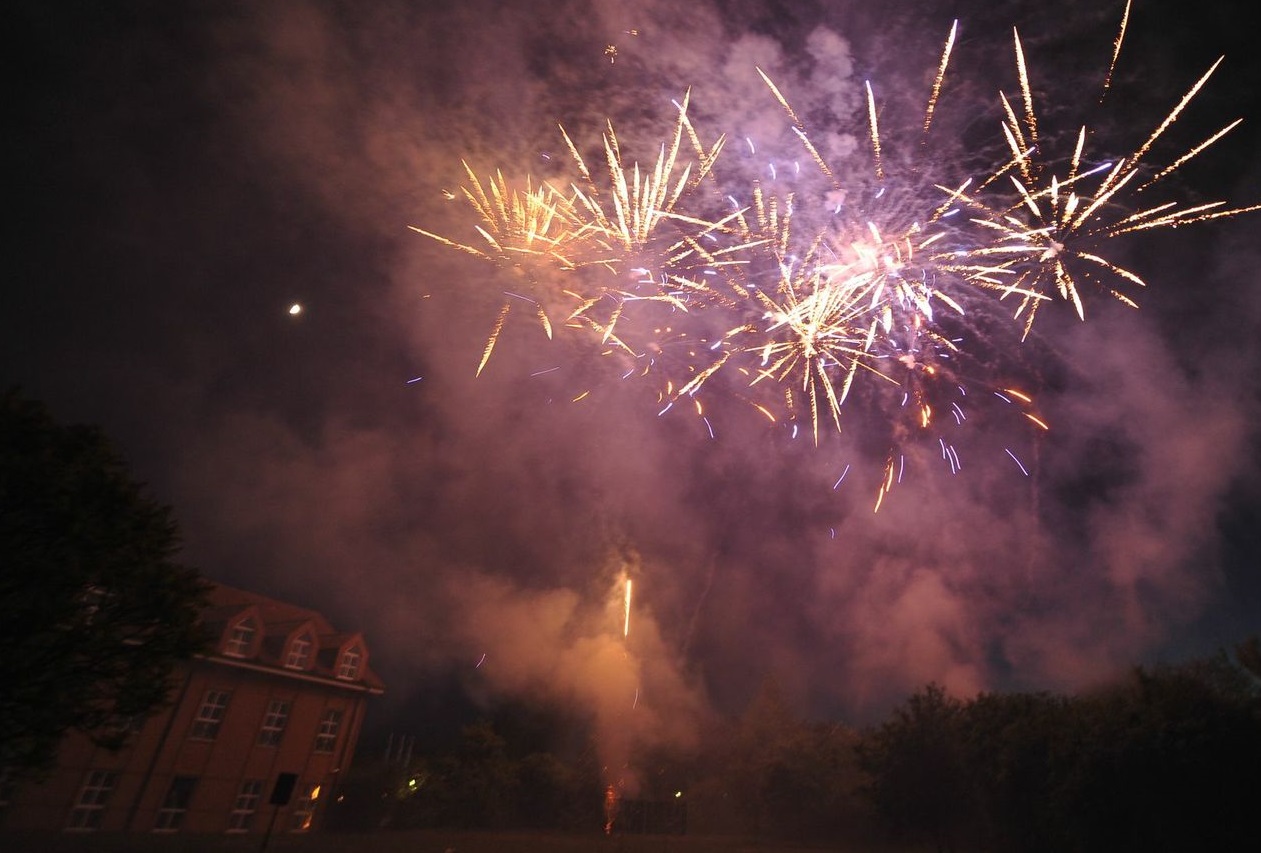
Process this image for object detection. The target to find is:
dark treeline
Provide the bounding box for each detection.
[858,641,1261,853]
[330,641,1261,852]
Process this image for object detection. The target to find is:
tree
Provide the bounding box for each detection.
[700,679,867,843]
[857,683,973,853]
[957,691,1074,853]
[0,388,208,776]
[1055,660,1261,853]
[434,720,520,828]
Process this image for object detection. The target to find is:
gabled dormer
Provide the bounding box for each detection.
[220,607,261,658]
[335,634,367,681]
[282,621,318,671]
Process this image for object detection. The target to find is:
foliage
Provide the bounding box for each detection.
[1053,658,1261,853]
[351,717,603,833]
[0,388,208,775]
[334,646,1260,849]
[695,679,869,842]
[856,651,1261,853]
[955,690,1073,853]
[856,683,972,852]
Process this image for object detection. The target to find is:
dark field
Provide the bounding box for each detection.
[0,830,920,853]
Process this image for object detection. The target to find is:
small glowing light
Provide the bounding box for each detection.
[288,303,303,315]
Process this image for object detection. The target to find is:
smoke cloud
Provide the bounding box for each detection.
[11,0,1259,776]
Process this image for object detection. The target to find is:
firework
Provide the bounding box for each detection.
[412,1,1257,502]
[955,29,1260,338]
[623,575,632,638]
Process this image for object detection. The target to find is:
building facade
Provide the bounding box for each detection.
[2,582,384,835]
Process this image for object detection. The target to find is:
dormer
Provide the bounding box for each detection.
[335,634,367,681]
[282,621,318,671]
[221,607,261,658]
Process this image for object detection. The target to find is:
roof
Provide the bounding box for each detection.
[199,581,384,694]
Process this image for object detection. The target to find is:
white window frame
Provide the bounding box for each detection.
[313,708,342,753]
[153,775,197,832]
[227,779,264,832]
[66,770,117,831]
[336,646,362,680]
[284,634,313,669]
[189,689,231,740]
[257,699,290,747]
[224,617,256,657]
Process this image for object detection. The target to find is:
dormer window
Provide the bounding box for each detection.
[224,617,257,657]
[336,645,362,680]
[285,634,313,669]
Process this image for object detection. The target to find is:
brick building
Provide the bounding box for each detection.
[2,581,384,835]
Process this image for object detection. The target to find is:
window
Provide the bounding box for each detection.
[257,699,290,747]
[285,634,312,669]
[66,770,117,830]
[336,645,362,680]
[190,689,231,740]
[224,616,256,657]
[288,782,322,832]
[313,708,342,753]
[154,776,197,831]
[227,779,264,832]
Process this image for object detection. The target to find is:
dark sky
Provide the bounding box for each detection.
[7,0,1261,770]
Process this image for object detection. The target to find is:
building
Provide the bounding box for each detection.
[2,581,384,835]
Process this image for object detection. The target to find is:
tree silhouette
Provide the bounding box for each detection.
[857,683,972,853]
[0,389,207,775]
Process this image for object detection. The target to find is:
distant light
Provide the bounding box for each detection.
[674,791,682,798]
[289,303,303,315]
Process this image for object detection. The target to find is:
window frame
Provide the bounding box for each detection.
[257,698,291,747]
[153,775,197,832]
[284,633,313,670]
[336,645,362,680]
[288,782,322,832]
[65,769,118,831]
[226,778,264,832]
[313,708,343,753]
[223,616,257,657]
[189,689,231,740]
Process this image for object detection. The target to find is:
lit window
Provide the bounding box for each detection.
[285,635,312,669]
[257,699,290,747]
[336,646,362,680]
[224,617,256,657]
[227,779,264,832]
[190,689,231,740]
[66,770,117,830]
[154,776,197,832]
[313,709,342,753]
[288,782,322,832]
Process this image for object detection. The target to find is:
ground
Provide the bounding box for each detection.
[0,829,929,853]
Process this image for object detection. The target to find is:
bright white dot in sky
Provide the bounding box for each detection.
[289,303,303,315]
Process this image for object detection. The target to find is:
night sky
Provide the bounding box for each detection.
[8,0,1261,766]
